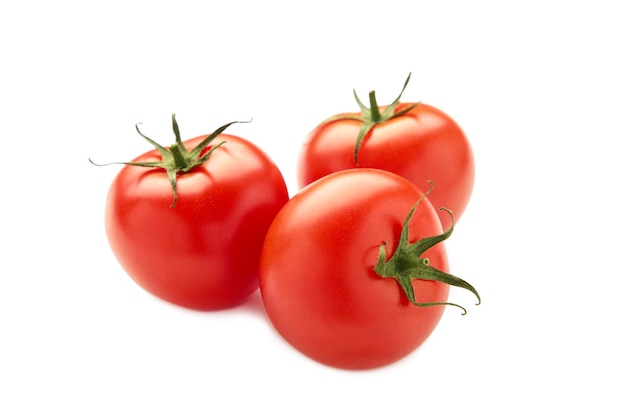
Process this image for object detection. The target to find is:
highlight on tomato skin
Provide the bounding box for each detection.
[259,168,479,370]
[297,73,475,230]
[95,115,290,311]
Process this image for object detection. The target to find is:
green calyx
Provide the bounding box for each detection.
[90,114,247,208]
[373,182,481,315]
[321,73,420,164]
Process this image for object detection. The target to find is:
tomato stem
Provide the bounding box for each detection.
[373,181,481,315]
[169,143,189,170]
[369,91,381,122]
[317,73,420,164]
[89,114,249,208]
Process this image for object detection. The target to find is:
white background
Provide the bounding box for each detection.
[2,0,625,415]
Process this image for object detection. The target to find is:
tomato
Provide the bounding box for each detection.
[99,115,289,310]
[297,74,475,228]
[259,168,479,370]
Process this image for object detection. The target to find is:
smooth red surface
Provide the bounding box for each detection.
[106,134,289,310]
[260,169,450,370]
[298,103,474,228]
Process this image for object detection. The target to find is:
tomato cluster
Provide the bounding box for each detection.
[93,74,480,370]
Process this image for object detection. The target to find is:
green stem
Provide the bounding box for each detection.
[317,74,418,163]
[169,143,189,170]
[373,183,481,314]
[369,90,381,122]
[89,114,249,208]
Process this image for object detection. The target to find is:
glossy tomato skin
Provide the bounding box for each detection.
[260,168,450,370]
[106,134,289,311]
[298,103,474,227]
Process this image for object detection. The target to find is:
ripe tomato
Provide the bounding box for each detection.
[259,168,479,370]
[297,74,475,228]
[100,115,289,310]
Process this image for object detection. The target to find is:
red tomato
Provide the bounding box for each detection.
[102,116,289,310]
[297,74,474,228]
[259,168,479,370]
